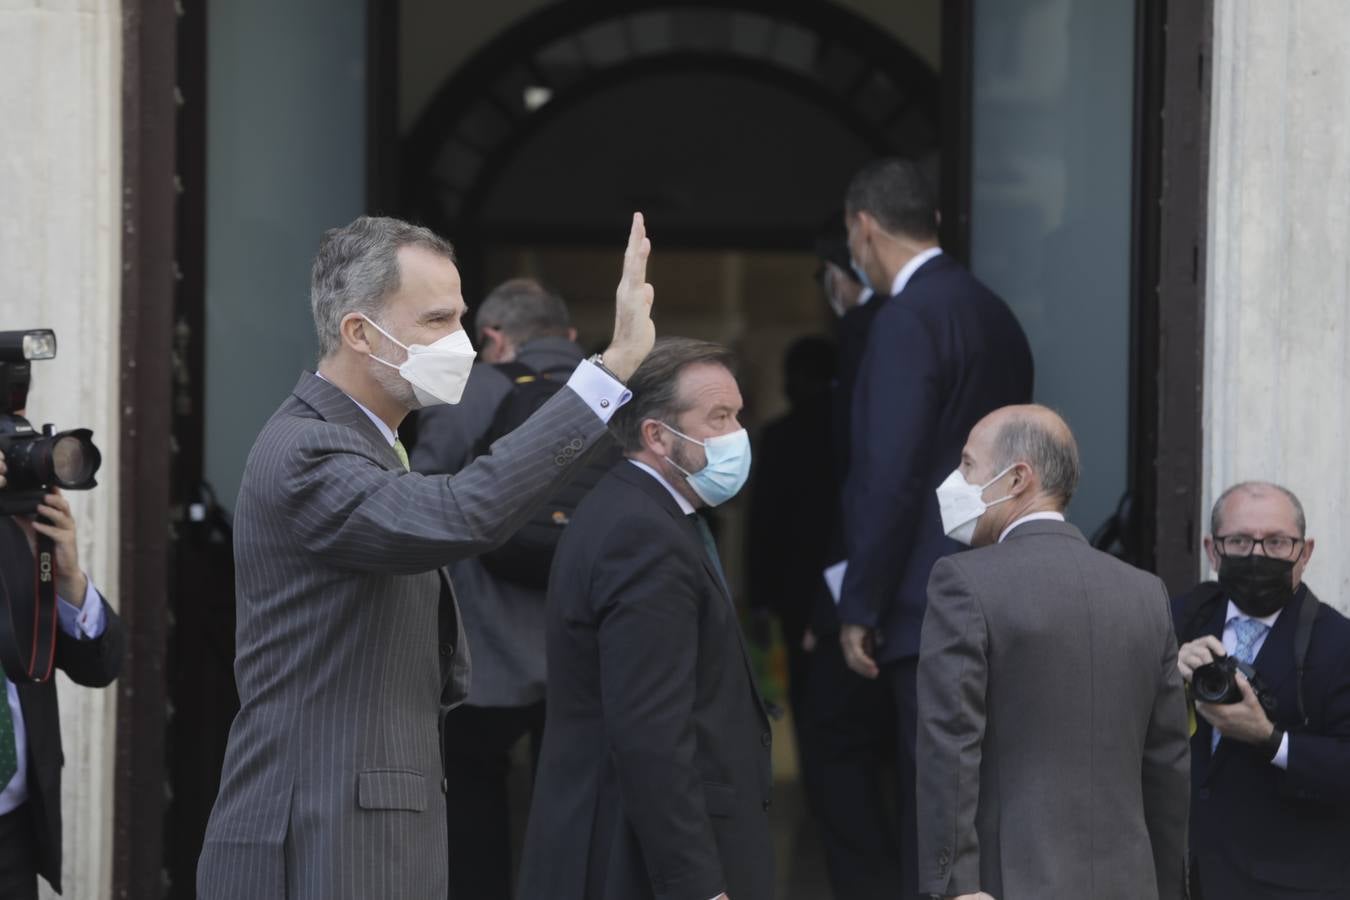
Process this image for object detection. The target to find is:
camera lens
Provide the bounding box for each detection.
[51,433,95,484]
[1193,666,1228,703]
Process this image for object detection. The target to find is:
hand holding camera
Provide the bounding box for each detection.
[1180,635,1280,747]
[0,329,102,682]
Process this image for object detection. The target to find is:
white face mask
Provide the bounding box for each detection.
[936,464,1016,546]
[363,315,477,407]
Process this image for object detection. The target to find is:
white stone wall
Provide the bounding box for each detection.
[1206,0,1350,612]
[0,1,122,898]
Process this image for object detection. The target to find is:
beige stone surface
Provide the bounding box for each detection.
[1206,0,1350,612]
[0,2,121,898]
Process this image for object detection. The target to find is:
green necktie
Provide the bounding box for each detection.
[393,438,410,472]
[690,513,730,596]
[0,675,17,787]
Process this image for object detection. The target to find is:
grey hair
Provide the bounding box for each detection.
[311,216,456,358]
[1210,481,1307,538]
[991,412,1081,507]
[474,278,571,345]
[609,337,736,454]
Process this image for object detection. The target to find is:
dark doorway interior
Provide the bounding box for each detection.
[146,1,1210,897]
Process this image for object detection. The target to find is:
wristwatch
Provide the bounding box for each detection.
[588,352,625,384]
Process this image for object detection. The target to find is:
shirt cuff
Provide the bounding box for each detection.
[566,358,632,424]
[1271,730,1290,769]
[56,577,106,640]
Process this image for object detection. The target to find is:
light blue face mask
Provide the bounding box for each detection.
[661,422,752,507]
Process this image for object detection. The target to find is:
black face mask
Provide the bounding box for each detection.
[1218,553,1297,617]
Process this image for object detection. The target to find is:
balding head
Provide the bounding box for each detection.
[955,405,1080,546]
[1204,480,1315,589]
[990,405,1079,506]
[1210,481,1306,539]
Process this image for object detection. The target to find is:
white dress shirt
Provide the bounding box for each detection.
[890,246,944,298]
[1215,600,1289,768]
[321,358,631,448]
[1,577,106,815]
[998,510,1066,543]
[628,459,695,515]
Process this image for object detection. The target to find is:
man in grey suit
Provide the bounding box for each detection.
[197,213,655,900]
[915,405,1190,900]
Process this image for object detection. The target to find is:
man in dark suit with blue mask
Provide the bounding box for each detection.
[520,337,772,900]
[835,158,1034,899]
[1173,481,1350,899]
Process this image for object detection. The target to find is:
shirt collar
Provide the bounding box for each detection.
[316,372,397,446]
[890,246,944,298]
[629,459,696,515]
[1224,599,1283,629]
[998,510,1066,544]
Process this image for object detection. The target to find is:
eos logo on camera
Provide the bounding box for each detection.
[39,550,53,583]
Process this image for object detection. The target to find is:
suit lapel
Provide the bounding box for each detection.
[617,464,771,726]
[1250,592,1299,700]
[291,371,406,473]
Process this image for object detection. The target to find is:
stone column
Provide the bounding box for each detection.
[1206,0,1350,611]
[0,1,123,897]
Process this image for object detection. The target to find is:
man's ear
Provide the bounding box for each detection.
[480,325,510,362]
[1202,535,1220,574]
[639,418,668,456]
[339,313,374,355]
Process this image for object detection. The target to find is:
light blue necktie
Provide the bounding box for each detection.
[1211,616,1270,752]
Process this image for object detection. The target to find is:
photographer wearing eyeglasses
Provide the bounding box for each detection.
[1173,481,1350,899]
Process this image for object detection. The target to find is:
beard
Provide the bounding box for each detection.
[668,433,706,480]
[370,357,420,410]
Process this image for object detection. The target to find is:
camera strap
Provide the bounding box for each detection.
[0,526,59,684]
[1292,587,1319,727]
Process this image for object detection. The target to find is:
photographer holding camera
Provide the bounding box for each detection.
[0,329,124,899]
[1173,481,1350,899]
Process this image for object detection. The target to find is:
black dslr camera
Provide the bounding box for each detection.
[1192,656,1277,710]
[0,329,102,516]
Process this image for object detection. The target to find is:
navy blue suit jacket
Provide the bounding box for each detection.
[1172,584,1350,896]
[838,254,1033,662]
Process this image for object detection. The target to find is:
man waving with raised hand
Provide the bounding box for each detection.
[198,213,655,900]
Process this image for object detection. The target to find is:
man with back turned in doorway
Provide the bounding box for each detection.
[834,158,1034,898]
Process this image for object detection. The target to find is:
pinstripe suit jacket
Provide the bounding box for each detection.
[197,372,608,900]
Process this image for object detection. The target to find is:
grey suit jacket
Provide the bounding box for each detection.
[916,519,1190,900]
[197,371,608,900]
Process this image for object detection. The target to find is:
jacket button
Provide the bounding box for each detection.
[1198,788,1210,800]
[762,799,771,811]
[569,438,583,450]
[440,643,454,657]
[441,777,448,794]
[761,732,771,748]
